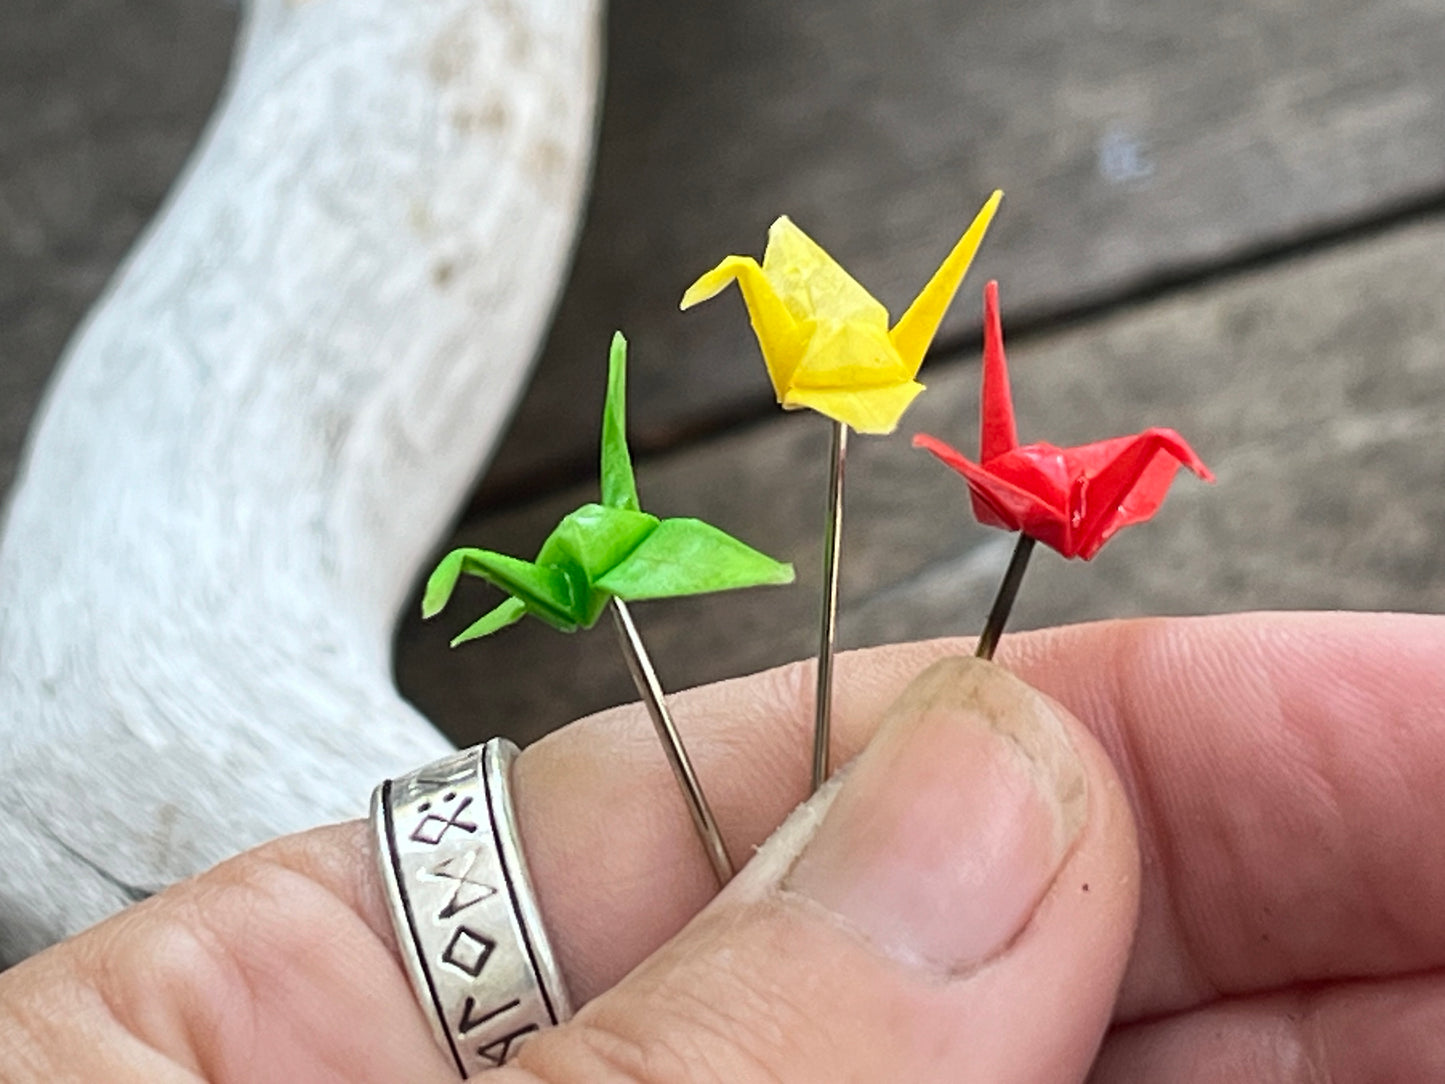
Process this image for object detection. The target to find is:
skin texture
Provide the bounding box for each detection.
[2,611,1444,1081]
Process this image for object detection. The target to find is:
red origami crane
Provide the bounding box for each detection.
[914,280,1214,660]
[913,280,1214,561]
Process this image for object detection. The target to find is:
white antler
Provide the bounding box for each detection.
[0,0,600,963]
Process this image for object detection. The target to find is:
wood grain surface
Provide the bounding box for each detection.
[481,0,1445,501]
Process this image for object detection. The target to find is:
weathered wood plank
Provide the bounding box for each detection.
[10,0,1445,513]
[395,216,1445,746]
[481,0,1445,499]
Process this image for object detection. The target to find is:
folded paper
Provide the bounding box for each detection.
[425,333,795,643]
[681,191,1003,434]
[914,281,1213,560]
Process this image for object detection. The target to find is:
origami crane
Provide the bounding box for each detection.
[680,191,1003,434]
[424,332,795,644]
[913,281,1213,560]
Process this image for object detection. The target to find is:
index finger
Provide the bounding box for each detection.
[513,612,1445,1015]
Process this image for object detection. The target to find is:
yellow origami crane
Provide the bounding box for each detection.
[681,190,1003,434]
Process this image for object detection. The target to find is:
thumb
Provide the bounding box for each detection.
[500,655,1140,1083]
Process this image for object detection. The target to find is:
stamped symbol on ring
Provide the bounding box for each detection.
[409,791,479,845]
[458,995,521,1035]
[441,925,497,979]
[477,1025,540,1067]
[421,849,499,920]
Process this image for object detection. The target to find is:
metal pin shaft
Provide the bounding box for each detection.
[812,420,849,792]
[975,533,1036,662]
[610,597,734,886]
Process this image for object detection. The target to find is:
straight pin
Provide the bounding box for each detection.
[812,419,849,791]
[975,533,1036,662]
[610,597,734,886]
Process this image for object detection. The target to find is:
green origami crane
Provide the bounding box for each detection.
[424,332,796,644]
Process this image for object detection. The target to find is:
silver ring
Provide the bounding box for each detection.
[372,738,572,1077]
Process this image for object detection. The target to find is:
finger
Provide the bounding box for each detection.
[1008,612,1445,1021]
[1090,972,1445,1081]
[500,657,1139,1083]
[512,635,972,1001]
[10,612,1434,1079]
[0,822,455,1083]
[513,612,1445,1017]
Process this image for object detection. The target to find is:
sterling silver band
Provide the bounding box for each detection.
[372,738,572,1077]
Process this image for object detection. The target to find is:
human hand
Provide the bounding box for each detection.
[2,613,1440,1081]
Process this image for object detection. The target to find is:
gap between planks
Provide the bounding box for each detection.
[467,191,1445,519]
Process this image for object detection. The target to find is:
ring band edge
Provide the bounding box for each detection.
[484,739,573,1024]
[371,779,468,1076]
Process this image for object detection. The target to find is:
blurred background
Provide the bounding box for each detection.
[6,0,1445,749]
